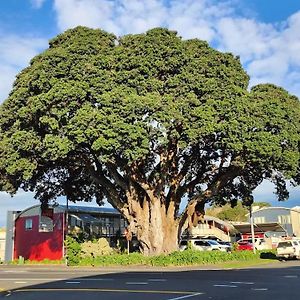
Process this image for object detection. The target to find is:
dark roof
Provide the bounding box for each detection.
[233,222,286,234]
[59,205,120,215]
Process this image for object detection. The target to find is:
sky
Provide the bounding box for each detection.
[0,0,300,226]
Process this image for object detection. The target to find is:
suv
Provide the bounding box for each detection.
[276,240,300,260]
[179,239,228,252]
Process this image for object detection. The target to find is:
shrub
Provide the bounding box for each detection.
[65,235,81,265]
[81,238,114,257]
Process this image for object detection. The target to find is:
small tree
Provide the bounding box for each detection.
[0,27,299,255]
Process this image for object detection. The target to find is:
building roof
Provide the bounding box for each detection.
[233,222,286,234]
[59,205,119,215]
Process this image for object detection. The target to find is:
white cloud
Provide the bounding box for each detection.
[53,0,232,39]
[215,12,300,97]
[0,34,47,103]
[51,0,300,97]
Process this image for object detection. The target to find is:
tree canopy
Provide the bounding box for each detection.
[0,26,299,254]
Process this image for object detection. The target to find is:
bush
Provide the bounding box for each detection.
[65,235,81,265]
[81,238,114,257]
[73,249,273,267]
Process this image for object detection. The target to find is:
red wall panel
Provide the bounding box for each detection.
[14,213,64,261]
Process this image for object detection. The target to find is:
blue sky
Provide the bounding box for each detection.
[0,0,300,226]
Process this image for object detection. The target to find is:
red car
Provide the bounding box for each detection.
[236,239,253,251]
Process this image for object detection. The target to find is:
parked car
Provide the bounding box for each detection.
[236,239,253,251]
[217,240,233,251]
[179,239,229,252]
[236,238,268,251]
[276,240,300,260]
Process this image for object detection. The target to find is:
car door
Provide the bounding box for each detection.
[193,240,207,251]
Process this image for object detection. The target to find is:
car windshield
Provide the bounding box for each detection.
[208,240,219,245]
[278,242,292,247]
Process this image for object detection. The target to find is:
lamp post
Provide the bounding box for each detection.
[249,205,256,254]
[65,197,69,265]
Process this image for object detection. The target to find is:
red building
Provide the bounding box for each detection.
[5,204,124,262]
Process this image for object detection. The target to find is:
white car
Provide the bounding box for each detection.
[179,239,229,252]
[276,240,300,260]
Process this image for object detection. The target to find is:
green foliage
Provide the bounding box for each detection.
[73,249,273,267]
[65,235,81,266]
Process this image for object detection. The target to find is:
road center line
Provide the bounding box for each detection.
[252,288,268,291]
[231,281,254,285]
[10,288,202,295]
[126,282,148,285]
[148,279,167,282]
[65,281,81,284]
[284,275,298,278]
[167,292,204,300]
[214,284,237,288]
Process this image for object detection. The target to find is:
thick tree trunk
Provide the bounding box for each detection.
[125,197,179,255]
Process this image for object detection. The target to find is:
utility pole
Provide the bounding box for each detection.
[249,205,256,254]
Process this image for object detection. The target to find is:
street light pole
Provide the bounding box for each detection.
[249,205,256,254]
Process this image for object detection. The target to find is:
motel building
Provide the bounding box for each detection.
[4,204,126,262]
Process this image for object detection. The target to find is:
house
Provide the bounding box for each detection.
[5,204,125,262]
[248,206,300,237]
[183,215,234,242]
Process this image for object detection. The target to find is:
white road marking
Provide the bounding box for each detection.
[4,271,28,273]
[14,282,27,284]
[167,293,204,300]
[126,282,148,285]
[252,288,268,291]
[284,275,298,278]
[214,284,237,288]
[231,281,254,285]
[65,281,81,284]
[148,279,167,282]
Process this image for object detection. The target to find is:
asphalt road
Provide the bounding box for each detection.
[1,260,300,299]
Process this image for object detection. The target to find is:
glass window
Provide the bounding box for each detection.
[25,219,33,230]
[254,217,265,223]
[278,215,291,224]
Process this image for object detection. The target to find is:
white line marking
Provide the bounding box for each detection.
[4,271,28,273]
[65,281,81,284]
[214,284,237,288]
[14,282,27,284]
[148,279,167,282]
[231,281,254,285]
[126,282,148,285]
[284,275,298,278]
[167,293,203,300]
[252,288,268,291]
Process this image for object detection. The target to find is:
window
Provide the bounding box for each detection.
[254,217,265,224]
[25,219,33,230]
[39,216,54,232]
[278,215,291,224]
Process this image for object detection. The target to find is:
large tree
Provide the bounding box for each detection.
[0,27,299,255]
